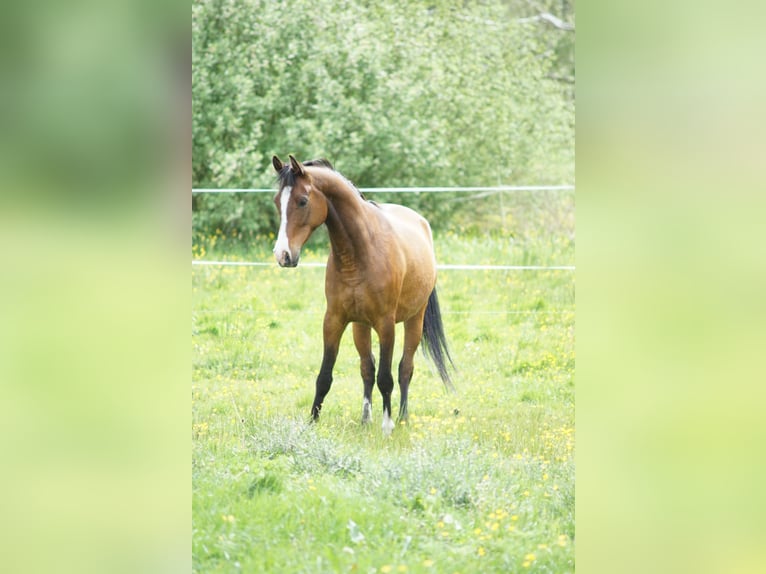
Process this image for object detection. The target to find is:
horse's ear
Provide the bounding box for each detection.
[289,154,306,176]
[272,155,284,172]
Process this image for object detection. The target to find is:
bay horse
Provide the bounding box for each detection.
[271,154,453,435]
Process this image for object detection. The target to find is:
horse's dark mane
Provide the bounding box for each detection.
[276,157,368,201]
[275,157,334,190]
[275,165,297,189]
[304,158,334,169]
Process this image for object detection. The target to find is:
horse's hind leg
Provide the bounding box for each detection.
[352,322,375,425]
[398,309,426,423]
[374,318,397,435]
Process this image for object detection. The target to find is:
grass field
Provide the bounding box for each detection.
[192,208,575,573]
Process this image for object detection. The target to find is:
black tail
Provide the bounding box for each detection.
[421,287,455,391]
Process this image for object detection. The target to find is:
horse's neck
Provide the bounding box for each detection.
[311,169,373,266]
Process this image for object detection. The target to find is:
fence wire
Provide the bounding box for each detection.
[192,260,574,271]
[192,185,574,194]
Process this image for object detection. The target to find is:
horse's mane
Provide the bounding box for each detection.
[303,158,334,169]
[276,157,368,201]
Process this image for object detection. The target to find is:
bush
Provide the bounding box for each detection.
[192,0,574,238]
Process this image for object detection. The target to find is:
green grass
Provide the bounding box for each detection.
[192,228,574,573]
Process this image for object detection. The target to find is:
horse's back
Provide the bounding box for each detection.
[377,203,434,250]
[377,203,437,319]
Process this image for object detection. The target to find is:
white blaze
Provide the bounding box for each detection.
[273,186,292,259]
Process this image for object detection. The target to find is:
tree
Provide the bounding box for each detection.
[192,0,574,238]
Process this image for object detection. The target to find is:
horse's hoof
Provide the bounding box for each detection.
[362,399,372,425]
[382,412,395,436]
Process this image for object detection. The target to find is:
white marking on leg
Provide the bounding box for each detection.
[382,409,394,435]
[362,398,372,424]
[273,186,292,261]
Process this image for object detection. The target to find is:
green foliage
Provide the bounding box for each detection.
[192,0,574,237]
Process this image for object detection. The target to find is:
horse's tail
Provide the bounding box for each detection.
[421,286,455,391]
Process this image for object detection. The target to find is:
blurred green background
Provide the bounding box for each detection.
[577,1,766,573]
[2,0,765,572]
[0,0,189,573]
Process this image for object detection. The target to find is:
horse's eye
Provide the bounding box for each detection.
[298,196,309,207]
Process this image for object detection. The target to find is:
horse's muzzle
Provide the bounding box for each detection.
[276,250,299,268]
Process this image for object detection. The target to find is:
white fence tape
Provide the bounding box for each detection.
[192,260,574,271]
[192,185,574,194]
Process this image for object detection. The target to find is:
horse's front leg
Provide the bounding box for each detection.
[311,313,347,421]
[375,319,396,435]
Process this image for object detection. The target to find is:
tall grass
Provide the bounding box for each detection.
[193,220,574,572]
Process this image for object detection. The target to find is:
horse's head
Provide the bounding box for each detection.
[271,154,328,267]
